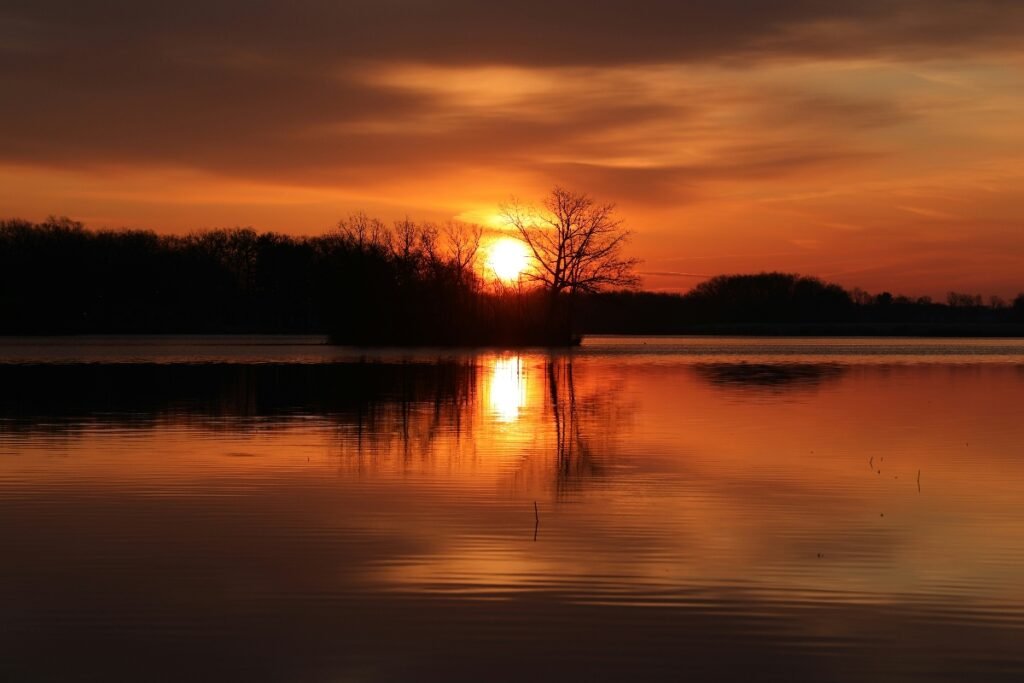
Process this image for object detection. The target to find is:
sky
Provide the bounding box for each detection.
[2,0,1023,297]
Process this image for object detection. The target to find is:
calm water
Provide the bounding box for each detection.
[2,336,1024,681]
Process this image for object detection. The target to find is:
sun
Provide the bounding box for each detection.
[486,237,531,282]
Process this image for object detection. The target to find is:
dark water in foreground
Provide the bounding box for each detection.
[2,336,1023,681]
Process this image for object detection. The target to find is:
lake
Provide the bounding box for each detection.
[2,336,1023,681]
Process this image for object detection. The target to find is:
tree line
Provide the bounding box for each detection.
[0,188,641,344]
[0,214,507,342]
[577,273,1024,335]
[3,206,1024,341]
[0,212,604,344]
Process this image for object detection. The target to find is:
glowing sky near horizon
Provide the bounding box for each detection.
[1,1,1023,297]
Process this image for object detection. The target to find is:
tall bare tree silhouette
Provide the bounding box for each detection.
[502,187,639,295]
[502,188,640,342]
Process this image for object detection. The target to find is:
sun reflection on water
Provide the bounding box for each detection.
[487,356,527,423]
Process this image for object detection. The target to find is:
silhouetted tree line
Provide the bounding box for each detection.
[4,219,1023,339]
[578,273,1024,335]
[1,217,326,334]
[0,216,558,343]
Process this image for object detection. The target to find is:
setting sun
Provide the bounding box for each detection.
[485,237,531,282]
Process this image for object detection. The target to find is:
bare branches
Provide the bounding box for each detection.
[335,214,484,288]
[337,212,389,251]
[444,220,482,273]
[500,187,640,295]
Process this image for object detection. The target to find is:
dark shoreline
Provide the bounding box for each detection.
[7,221,1024,343]
[622,323,1024,338]
[4,326,1024,345]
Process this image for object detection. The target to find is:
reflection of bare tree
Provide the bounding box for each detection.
[5,359,635,492]
[339,355,631,492]
[546,357,620,496]
[338,360,478,473]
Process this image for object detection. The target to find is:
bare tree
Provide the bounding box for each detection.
[391,217,419,261]
[501,187,640,295]
[444,220,482,281]
[337,212,389,250]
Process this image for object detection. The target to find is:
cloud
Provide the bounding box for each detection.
[0,48,906,193]
[4,1,1023,68]
[0,1,1010,180]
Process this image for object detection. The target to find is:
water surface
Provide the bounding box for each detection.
[2,336,1023,681]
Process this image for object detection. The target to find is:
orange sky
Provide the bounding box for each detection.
[2,1,1023,297]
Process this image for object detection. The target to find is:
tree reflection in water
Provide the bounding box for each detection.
[0,358,632,492]
[544,356,628,496]
[329,354,627,494]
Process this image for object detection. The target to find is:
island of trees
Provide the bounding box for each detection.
[3,188,1024,343]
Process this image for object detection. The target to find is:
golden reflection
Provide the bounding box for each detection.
[487,355,527,422]
[8,359,1024,612]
